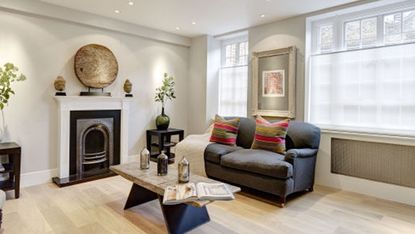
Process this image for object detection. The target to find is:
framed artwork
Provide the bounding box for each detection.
[262,70,285,97]
[252,46,296,118]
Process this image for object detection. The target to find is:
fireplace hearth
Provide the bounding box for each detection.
[53,110,121,187]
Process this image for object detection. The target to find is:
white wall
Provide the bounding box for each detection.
[205,36,221,123]
[187,35,221,135]
[187,36,208,134]
[248,17,306,121]
[0,8,189,184]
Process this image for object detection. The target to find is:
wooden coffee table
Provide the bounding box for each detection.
[110,162,240,234]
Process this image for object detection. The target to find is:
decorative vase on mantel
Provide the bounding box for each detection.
[156,107,170,130]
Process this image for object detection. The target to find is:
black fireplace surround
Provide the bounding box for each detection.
[53,110,121,187]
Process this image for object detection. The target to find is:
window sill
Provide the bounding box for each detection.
[317,126,415,141]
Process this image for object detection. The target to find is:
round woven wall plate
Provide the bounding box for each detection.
[74,44,118,89]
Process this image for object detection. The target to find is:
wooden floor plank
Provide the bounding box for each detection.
[1,176,414,234]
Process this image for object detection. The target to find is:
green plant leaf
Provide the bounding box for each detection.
[154,72,176,105]
[0,63,26,110]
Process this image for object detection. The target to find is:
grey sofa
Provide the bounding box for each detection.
[204,117,321,206]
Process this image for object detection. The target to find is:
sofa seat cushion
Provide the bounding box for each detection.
[220,149,293,179]
[204,143,242,164]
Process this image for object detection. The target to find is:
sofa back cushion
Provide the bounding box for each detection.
[251,117,289,154]
[235,117,256,148]
[285,121,321,149]
[210,115,240,146]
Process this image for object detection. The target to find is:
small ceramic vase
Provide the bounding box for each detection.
[54,76,66,96]
[124,79,133,97]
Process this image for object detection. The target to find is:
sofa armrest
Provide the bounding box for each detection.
[284,148,318,192]
[284,148,318,163]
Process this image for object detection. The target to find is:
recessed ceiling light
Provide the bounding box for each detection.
[114,10,120,14]
[175,27,181,30]
[192,22,196,25]
[260,14,266,18]
[128,1,134,6]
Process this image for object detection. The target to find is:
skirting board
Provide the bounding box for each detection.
[315,174,415,207]
[20,154,139,188]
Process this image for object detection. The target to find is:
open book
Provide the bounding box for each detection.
[163,182,235,205]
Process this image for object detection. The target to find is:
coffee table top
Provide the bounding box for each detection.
[110,162,241,206]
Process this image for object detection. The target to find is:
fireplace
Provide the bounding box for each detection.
[70,110,120,178]
[53,96,130,187]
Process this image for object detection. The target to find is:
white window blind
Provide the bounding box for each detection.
[218,38,248,117]
[307,1,415,136]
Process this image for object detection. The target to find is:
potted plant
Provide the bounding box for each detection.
[0,63,26,141]
[154,73,176,130]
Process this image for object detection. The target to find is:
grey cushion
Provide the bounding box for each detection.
[205,161,294,196]
[220,149,293,179]
[224,117,256,149]
[235,117,256,149]
[204,143,242,164]
[286,121,321,149]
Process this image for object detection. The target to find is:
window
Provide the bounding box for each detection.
[307,1,415,136]
[218,37,248,117]
[383,10,415,44]
[319,25,334,52]
[345,17,377,48]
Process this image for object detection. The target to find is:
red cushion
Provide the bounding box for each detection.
[251,116,290,154]
[210,115,240,146]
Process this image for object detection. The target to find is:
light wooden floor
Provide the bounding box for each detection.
[2,176,415,234]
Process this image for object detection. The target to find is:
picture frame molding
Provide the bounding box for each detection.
[251,46,296,118]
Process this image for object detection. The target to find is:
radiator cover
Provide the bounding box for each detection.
[331,138,415,188]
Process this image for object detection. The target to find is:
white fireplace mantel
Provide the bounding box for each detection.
[55,96,131,178]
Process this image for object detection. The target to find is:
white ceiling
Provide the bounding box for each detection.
[40,0,358,37]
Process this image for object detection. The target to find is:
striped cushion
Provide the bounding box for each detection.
[251,116,290,154]
[210,115,240,146]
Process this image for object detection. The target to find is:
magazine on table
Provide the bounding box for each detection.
[162,182,234,205]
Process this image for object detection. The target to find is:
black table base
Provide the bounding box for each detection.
[124,184,211,234]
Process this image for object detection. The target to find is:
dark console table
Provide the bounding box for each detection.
[0,142,21,198]
[146,128,184,164]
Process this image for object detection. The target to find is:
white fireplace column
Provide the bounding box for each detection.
[55,96,131,179]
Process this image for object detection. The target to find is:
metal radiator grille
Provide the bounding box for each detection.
[331,138,415,188]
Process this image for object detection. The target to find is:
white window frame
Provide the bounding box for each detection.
[305,0,415,137]
[220,36,249,68]
[343,16,379,49]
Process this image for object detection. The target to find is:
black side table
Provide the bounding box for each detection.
[146,128,184,164]
[0,142,21,198]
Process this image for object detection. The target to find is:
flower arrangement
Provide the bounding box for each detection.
[0,63,26,110]
[154,73,176,108]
